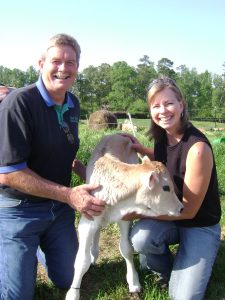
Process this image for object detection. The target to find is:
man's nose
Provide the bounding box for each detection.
[58,62,66,70]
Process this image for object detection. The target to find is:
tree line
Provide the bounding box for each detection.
[1,56,225,120]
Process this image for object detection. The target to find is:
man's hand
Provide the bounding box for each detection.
[67,184,105,220]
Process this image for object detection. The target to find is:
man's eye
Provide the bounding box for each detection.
[67,62,75,66]
[52,60,60,64]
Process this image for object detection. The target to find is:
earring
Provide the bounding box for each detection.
[181,111,184,119]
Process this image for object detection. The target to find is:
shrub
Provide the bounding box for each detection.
[213,143,225,195]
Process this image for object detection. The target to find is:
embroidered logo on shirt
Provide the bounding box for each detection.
[70,116,79,123]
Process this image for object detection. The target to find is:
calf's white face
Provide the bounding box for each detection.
[87,135,183,218]
[137,156,183,216]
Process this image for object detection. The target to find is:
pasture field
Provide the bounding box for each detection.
[35,121,225,300]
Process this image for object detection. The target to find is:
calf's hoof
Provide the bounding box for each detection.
[129,292,141,299]
[65,287,80,300]
[129,285,141,294]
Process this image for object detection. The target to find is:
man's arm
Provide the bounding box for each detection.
[0,168,105,220]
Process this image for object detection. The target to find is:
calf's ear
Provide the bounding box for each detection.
[141,155,151,163]
[142,171,159,190]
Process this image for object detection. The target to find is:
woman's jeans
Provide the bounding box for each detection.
[0,196,78,300]
[130,219,221,300]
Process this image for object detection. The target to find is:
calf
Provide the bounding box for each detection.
[66,134,183,300]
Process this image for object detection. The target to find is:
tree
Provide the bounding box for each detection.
[222,62,225,79]
[24,66,39,85]
[0,66,25,87]
[212,74,225,120]
[107,61,137,111]
[197,71,213,117]
[176,65,200,117]
[135,55,157,100]
[157,58,176,79]
[77,64,112,113]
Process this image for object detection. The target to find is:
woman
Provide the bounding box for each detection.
[128,77,221,300]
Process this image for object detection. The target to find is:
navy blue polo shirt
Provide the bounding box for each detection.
[0,77,80,200]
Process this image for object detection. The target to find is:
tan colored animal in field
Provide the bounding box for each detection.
[121,119,138,133]
[66,134,183,300]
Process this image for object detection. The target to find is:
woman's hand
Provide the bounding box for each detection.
[122,212,146,221]
[72,159,86,181]
[119,133,154,160]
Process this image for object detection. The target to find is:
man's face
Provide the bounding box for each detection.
[39,45,78,102]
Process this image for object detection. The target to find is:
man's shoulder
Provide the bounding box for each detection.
[68,91,79,102]
[68,91,80,111]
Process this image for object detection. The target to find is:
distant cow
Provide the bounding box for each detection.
[66,134,183,300]
[121,119,138,133]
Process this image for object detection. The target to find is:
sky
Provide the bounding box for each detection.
[0,0,224,75]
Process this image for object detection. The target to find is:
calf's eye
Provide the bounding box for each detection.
[162,185,170,192]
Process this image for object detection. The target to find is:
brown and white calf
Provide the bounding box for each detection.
[66,134,183,300]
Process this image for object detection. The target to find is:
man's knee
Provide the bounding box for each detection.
[48,267,74,289]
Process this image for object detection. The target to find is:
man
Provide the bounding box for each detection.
[0,33,105,300]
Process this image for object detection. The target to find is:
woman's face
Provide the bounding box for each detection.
[149,87,184,135]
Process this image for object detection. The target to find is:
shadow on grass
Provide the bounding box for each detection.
[34,256,167,300]
[35,258,136,300]
[34,239,225,300]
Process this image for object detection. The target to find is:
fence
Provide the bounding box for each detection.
[81,109,225,125]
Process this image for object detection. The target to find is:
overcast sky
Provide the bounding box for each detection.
[0,0,224,75]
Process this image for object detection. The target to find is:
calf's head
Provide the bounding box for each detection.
[136,156,183,216]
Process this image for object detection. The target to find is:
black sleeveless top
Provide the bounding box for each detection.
[154,124,221,227]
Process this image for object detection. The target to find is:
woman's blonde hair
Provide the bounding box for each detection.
[146,76,189,142]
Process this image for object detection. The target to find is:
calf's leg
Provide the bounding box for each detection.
[118,220,141,293]
[65,216,100,300]
[90,227,101,264]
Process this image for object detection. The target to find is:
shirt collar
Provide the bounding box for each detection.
[36,76,74,108]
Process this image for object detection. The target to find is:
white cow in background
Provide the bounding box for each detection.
[66,134,183,300]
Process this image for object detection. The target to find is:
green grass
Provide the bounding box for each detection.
[35,121,225,300]
[35,199,225,300]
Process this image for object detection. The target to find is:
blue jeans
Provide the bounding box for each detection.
[0,196,78,300]
[130,219,221,300]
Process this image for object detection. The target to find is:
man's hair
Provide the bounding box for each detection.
[41,33,81,64]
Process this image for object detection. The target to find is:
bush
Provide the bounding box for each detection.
[213,143,225,195]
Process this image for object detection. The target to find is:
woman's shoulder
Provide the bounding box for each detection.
[185,125,212,162]
[184,124,210,145]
